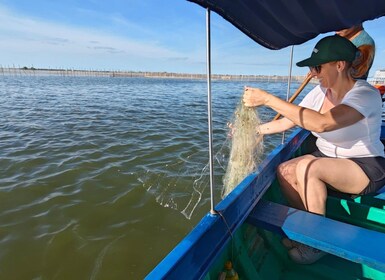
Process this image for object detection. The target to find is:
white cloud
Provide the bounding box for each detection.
[3,2,382,75]
[0,5,188,70]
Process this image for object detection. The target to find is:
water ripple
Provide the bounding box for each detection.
[0,76,314,278]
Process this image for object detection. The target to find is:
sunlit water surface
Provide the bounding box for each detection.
[0,76,312,279]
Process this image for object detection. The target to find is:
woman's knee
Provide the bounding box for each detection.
[277,161,299,193]
[277,161,291,177]
[278,155,315,178]
[295,157,320,179]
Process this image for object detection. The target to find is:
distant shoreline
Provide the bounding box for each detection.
[1,67,309,82]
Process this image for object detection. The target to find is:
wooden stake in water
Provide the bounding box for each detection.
[222,100,264,198]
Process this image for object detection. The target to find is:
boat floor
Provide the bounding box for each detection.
[204,181,385,280]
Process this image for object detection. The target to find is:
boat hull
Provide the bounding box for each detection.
[147,123,385,280]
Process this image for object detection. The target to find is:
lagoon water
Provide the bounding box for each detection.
[0,76,310,279]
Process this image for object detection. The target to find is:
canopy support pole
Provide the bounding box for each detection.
[282,45,294,144]
[206,8,217,215]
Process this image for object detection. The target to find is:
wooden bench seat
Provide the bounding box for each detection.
[246,200,385,272]
[326,196,385,232]
[325,185,385,233]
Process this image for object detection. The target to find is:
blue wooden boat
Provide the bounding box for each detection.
[147,1,385,279]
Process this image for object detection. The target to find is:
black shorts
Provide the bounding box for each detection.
[311,150,385,195]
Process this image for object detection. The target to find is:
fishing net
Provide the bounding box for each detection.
[140,96,265,219]
[222,100,264,198]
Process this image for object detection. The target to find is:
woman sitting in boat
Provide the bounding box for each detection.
[243,35,385,265]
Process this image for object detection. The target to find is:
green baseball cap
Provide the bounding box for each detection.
[296,35,358,67]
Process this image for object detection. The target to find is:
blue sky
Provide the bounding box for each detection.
[1,0,384,76]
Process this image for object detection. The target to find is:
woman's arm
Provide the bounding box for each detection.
[243,87,364,133]
[259,117,296,135]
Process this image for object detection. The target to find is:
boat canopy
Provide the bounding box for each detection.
[188,0,385,50]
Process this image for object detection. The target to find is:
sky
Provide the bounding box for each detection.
[0,0,384,76]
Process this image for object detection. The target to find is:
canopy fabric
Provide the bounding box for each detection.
[188,0,385,50]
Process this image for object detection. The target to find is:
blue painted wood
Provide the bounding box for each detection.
[146,128,310,279]
[247,200,385,272]
[148,122,385,279]
[376,191,385,200]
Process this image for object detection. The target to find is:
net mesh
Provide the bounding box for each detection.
[222,100,264,198]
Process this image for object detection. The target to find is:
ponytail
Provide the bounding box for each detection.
[351,44,375,79]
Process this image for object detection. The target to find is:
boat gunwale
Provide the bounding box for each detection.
[146,128,310,279]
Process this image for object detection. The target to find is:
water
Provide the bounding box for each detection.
[0,75,311,279]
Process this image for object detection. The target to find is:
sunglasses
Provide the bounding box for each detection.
[309,65,322,73]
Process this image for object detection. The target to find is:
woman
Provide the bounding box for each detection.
[243,35,385,264]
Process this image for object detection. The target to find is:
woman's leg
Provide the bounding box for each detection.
[277,155,327,263]
[277,155,316,210]
[282,156,370,264]
[295,157,369,215]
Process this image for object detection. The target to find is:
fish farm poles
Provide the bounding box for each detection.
[206,8,216,215]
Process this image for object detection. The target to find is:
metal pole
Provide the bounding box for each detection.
[206,8,216,215]
[282,45,294,144]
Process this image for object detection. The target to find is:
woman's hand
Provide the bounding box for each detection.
[243,87,271,107]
